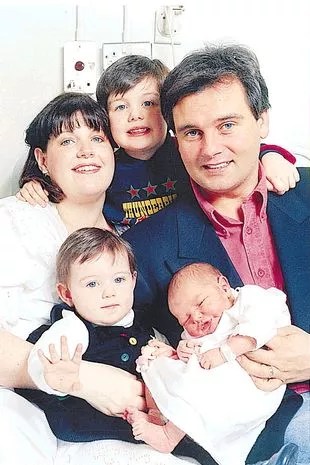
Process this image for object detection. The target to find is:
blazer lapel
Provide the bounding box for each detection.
[174,198,243,287]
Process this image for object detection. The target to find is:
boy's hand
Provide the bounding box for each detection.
[177,340,201,362]
[199,348,225,369]
[16,180,49,207]
[38,335,83,393]
[262,152,300,195]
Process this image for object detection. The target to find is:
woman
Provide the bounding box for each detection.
[0,93,196,465]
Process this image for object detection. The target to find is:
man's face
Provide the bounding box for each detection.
[172,79,269,200]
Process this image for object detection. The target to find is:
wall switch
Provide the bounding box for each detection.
[102,42,152,69]
[64,41,97,94]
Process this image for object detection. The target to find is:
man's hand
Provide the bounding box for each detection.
[75,362,146,417]
[38,335,83,393]
[238,325,310,391]
[176,340,201,362]
[16,180,49,207]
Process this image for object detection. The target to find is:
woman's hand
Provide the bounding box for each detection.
[238,325,310,391]
[74,361,146,417]
[16,180,49,207]
[262,152,300,195]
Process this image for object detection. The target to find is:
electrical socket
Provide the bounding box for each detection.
[102,42,152,70]
[154,5,184,44]
[63,41,97,94]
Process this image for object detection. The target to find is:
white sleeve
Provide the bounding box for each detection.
[0,198,67,339]
[28,310,89,396]
[232,286,291,349]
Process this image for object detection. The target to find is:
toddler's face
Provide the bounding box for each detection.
[169,276,233,338]
[107,77,167,160]
[62,250,136,326]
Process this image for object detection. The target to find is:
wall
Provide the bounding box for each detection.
[0,0,309,198]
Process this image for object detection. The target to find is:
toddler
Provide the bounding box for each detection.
[17,227,158,443]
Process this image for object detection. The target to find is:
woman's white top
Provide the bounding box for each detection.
[0,196,67,339]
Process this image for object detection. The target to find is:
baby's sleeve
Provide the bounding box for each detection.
[232,286,291,349]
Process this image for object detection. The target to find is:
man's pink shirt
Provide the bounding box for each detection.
[191,164,307,394]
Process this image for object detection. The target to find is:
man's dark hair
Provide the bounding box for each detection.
[19,92,112,203]
[161,43,271,132]
[96,55,169,110]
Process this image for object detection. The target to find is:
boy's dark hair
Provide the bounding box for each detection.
[19,92,112,203]
[161,43,271,132]
[56,227,137,284]
[96,55,170,110]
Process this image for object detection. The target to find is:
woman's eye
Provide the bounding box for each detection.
[114,276,125,284]
[86,281,98,288]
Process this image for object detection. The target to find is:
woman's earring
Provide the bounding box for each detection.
[41,169,49,176]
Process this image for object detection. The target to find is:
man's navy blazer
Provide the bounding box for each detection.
[124,168,310,345]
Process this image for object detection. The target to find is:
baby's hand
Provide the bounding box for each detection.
[38,335,83,393]
[16,180,49,207]
[177,340,201,362]
[199,348,225,369]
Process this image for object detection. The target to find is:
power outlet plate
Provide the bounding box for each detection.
[102,42,152,70]
[64,41,97,94]
[154,5,184,44]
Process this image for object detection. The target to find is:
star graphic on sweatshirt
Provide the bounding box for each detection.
[127,185,140,199]
[143,182,158,197]
[162,177,177,192]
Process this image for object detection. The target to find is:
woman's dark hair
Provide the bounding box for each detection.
[96,55,170,110]
[19,92,112,203]
[161,43,271,132]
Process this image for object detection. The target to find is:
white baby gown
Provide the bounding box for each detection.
[141,285,290,465]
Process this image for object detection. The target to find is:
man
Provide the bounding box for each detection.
[123,44,310,465]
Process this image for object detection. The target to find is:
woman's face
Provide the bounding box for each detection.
[35,113,115,203]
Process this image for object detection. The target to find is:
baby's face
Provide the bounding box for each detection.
[169,276,233,338]
[65,251,136,326]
